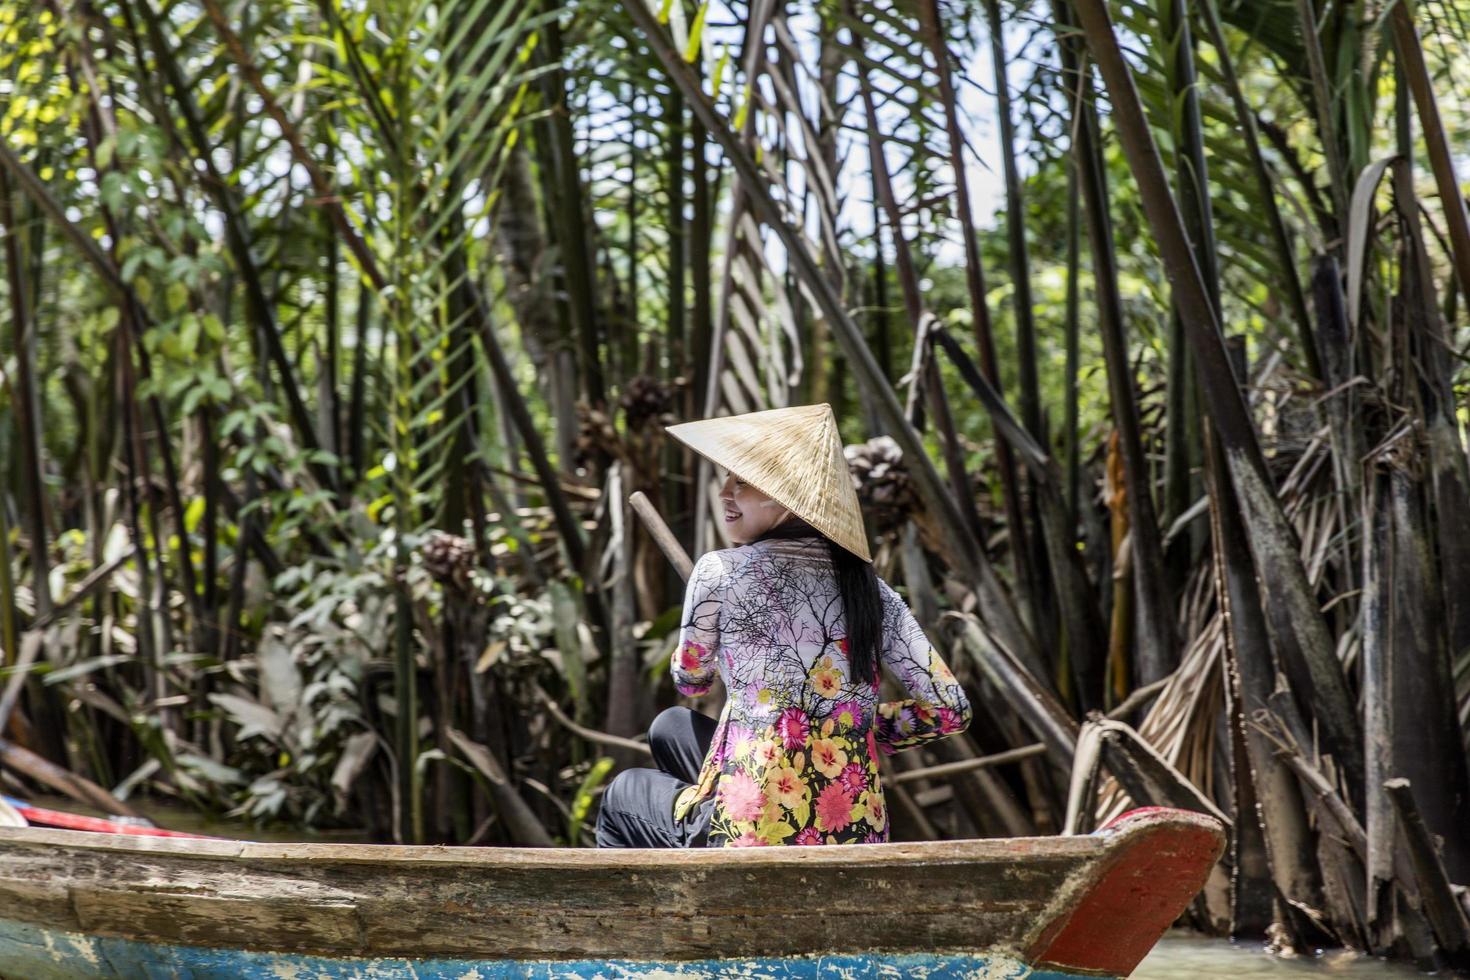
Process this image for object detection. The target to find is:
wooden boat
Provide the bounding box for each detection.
[0,806,1223,979]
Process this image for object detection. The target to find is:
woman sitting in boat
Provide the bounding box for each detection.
[596,403,972,848]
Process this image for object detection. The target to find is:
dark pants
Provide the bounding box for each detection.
[595,706,718,848]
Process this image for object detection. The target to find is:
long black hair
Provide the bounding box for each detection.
[751,515,884,686]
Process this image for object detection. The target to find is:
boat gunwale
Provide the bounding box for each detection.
[0,823,1125,869]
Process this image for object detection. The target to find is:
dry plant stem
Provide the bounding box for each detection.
[0,635,42,744]
[1063,722,1106,835]
[532,684,652,758]
[1093,718,1231,827]
[1350,151,1470,884]
[1251,714,1365,857]
[445,727,555,846]
[1384,778,1470,955]
[952,615,1080,766]
[1361,468,1397,937]
[629,491,694,582]
[0,739,141,819]
[891,744,1049,786]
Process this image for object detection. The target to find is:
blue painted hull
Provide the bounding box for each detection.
[0,919,1103,979]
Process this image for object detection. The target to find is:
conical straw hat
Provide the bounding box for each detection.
[666,403,872,563]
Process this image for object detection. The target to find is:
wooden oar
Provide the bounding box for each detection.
[628,491,693,583]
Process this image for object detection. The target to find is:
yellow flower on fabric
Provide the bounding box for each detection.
[929,649,956,685]
[830,700,862,730]
[811,736,847,779]
[809,657,843,698]
[864,789,886,828]
[756,687,773,704]
[766,763,808,811]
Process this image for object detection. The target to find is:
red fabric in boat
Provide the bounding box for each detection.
[13,802,212,839]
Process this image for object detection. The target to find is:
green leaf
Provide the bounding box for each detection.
[183,497,206,534]
[100,170,125,212]
[567,756,615,846]
[95,133,116,172]
[683,2,708,62]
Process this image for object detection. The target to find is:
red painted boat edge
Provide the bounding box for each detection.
[1028,807,1227,978]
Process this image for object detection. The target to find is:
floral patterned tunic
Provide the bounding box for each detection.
[669,536,972,846]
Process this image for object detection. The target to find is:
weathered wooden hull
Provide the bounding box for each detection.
[0,807,1222,979]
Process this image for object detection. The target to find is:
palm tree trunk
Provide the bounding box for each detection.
[0,169,50,618]
[1057,1,1178,690]
[919,0,1041,648]
[1071,0,1364,799]
[1197,0,1319,379]
[536,7,604,411]
[1204,421,1327,949]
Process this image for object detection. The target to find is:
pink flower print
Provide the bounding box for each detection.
[837,761,867,796]
[938,706,965,734]
[715,723,752,766]
[794,827,824,845]
[717,771,766,822]
[830,700,862,730]
[775,707,810,751]
[677,641,706,671]
[814,781,855,833]
[865,727,880,761]
[728,830,767,847]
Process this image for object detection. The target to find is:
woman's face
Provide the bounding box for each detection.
[718,470,791,544]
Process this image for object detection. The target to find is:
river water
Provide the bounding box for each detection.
[1135,932,1439,978]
